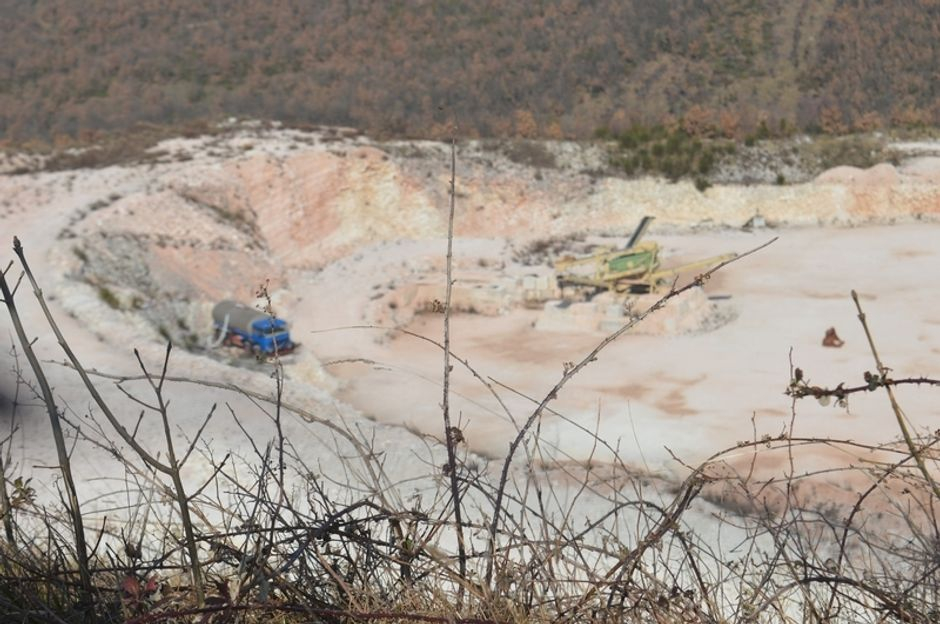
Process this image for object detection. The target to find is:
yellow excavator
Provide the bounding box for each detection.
[554,216,736,296]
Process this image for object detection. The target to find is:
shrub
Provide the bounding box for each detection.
[500,140,557,169]
[97,285,121,309]
[697,150,715,174]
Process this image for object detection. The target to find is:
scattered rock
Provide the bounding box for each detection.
[822,327,845,348]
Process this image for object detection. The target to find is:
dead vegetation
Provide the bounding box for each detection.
[512,233,589,267]
[2,154,940,624]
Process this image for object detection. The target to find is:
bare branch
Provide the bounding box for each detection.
[441,137,468,591]
[851,289,940,500]
[484,236,777,586]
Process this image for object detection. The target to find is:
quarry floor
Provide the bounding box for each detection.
[297,223,940,479]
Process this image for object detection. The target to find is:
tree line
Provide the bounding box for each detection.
[1,0,938,145]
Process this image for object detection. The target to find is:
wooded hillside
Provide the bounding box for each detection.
[2,0,939,143]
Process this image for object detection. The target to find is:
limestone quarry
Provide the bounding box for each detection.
[1,124,940,521]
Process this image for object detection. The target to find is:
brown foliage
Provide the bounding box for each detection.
[0,0,938,143]
[718,110,741,139]
[513,110,538,139]
[852,111,884,132]
[892,105,932,129]
[819,106,848,135]
[681,105,716,138]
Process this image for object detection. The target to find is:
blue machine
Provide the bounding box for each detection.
[211,300,295,355]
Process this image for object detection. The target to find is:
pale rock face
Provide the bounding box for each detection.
[173,147,444,270]
[106,135,940,285]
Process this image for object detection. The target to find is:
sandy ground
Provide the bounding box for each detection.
[296,224,940,481]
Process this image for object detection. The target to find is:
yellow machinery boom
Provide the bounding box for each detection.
[553,216,736,294]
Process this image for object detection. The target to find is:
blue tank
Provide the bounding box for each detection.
[211,300,295,355]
